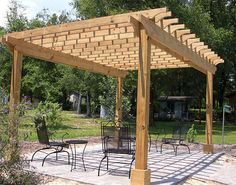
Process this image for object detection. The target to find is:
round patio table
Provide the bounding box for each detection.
[66,139,88,171]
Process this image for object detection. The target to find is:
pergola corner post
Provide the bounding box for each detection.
[203,71,213,153]
[4,48,23,161]
[115,77,123,127]
[131,25,151,185]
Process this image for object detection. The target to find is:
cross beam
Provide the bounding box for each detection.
[130,15,217,74]
[3,36,128,78]
[6,8,168,39]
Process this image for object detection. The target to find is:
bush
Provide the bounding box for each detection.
[187,124,197,143]
[0,101,41,185]
[34,101,62,128]
[0,161,41,185]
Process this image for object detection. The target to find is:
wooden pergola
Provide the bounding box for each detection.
[0,7,223,185]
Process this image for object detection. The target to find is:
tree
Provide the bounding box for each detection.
[71,0,236,119]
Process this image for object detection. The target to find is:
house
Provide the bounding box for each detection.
[157,96,195,120]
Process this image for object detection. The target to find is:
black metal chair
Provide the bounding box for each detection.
[98,123,135,178]
[160,126,190,155]
[148,126,166,152]
[31,117,70,166]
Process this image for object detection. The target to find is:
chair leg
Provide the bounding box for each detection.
[149,138,151,152]
[175,146,178,156]
[129,156,135,179]
[31,147,50,162]
[41,147,67,166]
[185,144,190,154]
[160,143,164,153]
[56,151,58,160]
[107,156,109,170]
[155,139,158,152]
[175,144,190,155]
[62,150,70,164]
[98,154,108,176]
[42,151,58,166]
[181,144,191,154]
[171,144,177,155]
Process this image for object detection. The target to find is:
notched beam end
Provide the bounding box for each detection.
[129,16,140,37]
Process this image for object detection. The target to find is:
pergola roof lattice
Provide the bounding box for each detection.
[1,7,223,77]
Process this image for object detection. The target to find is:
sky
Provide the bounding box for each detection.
[0,0,74,27]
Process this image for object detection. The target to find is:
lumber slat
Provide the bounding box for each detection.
[7,8,168,39]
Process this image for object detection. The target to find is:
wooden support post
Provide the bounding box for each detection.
[203,71,213,154]
[4,48,23,161]
[131,25,151,185]
[115,77,123,127]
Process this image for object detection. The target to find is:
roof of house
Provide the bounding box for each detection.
[158,96,195,101]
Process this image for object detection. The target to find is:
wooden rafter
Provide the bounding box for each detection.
[130,15,217,74]
[4,36,128,78]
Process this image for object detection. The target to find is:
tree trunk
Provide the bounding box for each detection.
[76,93,82,114]
[86,92,91,117]
[62,89,67,110]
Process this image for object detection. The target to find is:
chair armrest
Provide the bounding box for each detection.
[48,131,56,141]
[48,131,69,142]
[62,132,69,142]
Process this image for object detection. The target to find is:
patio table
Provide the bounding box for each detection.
[66,139,88,171]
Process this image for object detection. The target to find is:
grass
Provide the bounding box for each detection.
[19,111,236,144]
[19,110,104,141]
[149,121,236,144]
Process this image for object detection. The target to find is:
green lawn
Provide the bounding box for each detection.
[19,111,236,144]
[149,121,236,144]
[19,110,104,141]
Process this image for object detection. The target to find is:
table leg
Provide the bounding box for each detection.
[82,142,87,171]
[69,144,74,171]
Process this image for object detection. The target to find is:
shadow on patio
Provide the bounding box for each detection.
[25,144,223,185]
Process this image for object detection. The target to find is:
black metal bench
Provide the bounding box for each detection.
[160,126,190,155]
[98,122,135,178]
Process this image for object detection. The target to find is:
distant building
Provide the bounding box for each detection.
[157,96,195,120]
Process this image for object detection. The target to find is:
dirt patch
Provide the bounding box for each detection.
[19,137,102,155]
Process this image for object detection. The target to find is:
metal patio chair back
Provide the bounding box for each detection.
[160,125,190,155]
[31,117,70,166]
[98,122,135,178]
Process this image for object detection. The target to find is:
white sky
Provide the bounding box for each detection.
[0,0,74,27]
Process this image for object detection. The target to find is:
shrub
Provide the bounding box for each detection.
[34,101,62,128]
[0,101,41,185]
[187,124,197,143]
[0,161,41,185]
